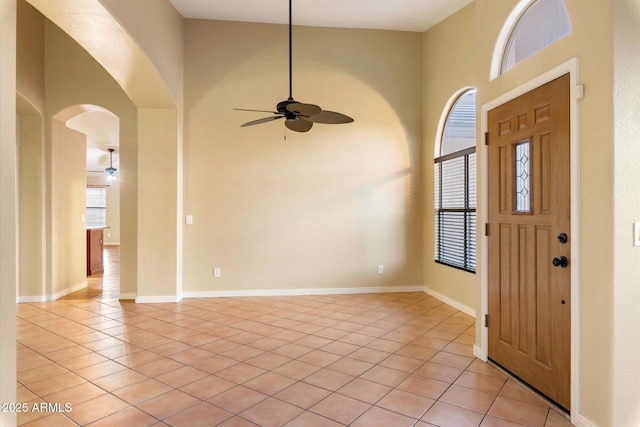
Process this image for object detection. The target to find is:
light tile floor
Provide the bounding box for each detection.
[16,247,573,426]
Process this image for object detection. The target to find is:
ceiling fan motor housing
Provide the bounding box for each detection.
[277,98,299,120]
[235,0,353,132]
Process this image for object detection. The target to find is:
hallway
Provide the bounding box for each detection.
[15,247,572,426]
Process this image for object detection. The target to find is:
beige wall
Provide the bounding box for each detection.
[183,20,423,294]
[16,0,45,300]
[137,108,179,300]
[612,0,640,425]
[50,121,86,295]
[422,3,477,312]
[16,0,43,113]
[105,179,120,245]
[99,0,184,107]
[0,0,17,422]
[17,111,44,298]
[26,0,175,108]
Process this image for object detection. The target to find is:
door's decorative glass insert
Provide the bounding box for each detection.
[515,142,531,212]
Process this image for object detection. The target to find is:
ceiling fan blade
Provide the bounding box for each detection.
[307,110,354,124]
[286,103,322,117]
[235,108,280,114]
[241,115,284,127]
[285,118,313,133]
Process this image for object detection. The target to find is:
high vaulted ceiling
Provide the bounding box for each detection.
[168,0,474,33]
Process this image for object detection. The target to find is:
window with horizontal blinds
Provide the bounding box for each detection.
[435,151,476,272]
[86,187,107,228]
[435,89,477,273]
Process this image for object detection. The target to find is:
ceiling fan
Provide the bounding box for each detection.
[235,0,354,133]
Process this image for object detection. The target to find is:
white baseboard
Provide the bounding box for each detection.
[575,414,598,427]
[17,295,47,303]
[473,345,487,361]
[423,286,476,318]
[135,295,182,303]
[181,285,424,300]
[51,281,87,301]
[18,282,87,303]
[19,285,425,304]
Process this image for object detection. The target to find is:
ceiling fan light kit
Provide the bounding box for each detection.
[236,0,354,133]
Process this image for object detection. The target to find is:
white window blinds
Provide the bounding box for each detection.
[86,187,107,228]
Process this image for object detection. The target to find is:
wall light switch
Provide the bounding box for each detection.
[185,215,193,225]
[634,222,640,247]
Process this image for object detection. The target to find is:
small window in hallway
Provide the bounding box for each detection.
[86,186,107,228]
[435,90,476,273]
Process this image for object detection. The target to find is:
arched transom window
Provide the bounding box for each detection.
[501,0,571,75]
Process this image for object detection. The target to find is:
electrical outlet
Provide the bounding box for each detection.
[377,265,384,274]
[185,215,193,225]
[634,223,640,247]
[214,268,221,278]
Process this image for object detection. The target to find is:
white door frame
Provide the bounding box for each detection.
[476,57,581,422]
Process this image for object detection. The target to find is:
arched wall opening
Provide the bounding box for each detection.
[32,105,123,300]
[23,2,182,301]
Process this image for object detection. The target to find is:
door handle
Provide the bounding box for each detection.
[552,256,568,268]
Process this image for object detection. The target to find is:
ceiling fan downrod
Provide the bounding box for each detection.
[235,0,354,133]
[289,0,293,100]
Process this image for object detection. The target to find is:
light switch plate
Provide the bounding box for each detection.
[634,222,640,247]
[185,215,193,225]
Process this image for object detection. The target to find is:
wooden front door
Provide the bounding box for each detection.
[487,74,571,410]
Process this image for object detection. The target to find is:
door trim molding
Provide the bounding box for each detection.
[477,57,580,423]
